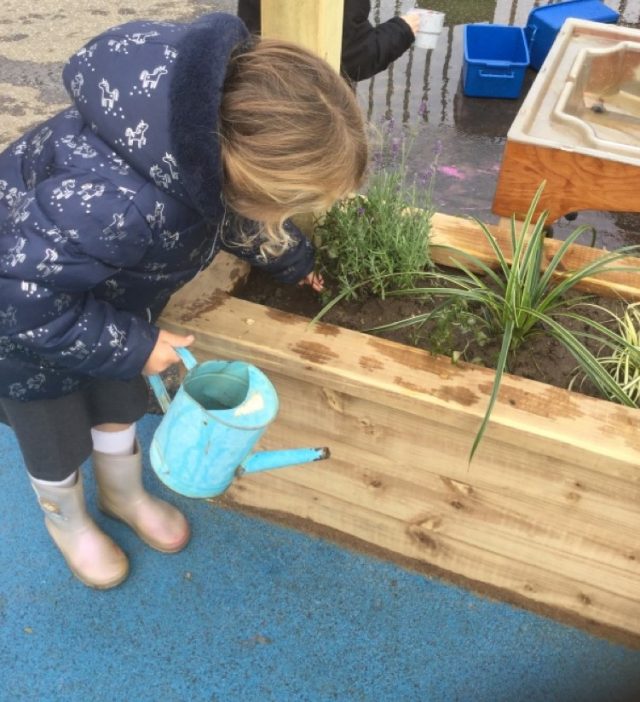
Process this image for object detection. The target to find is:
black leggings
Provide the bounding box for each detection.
[0,376,149,481]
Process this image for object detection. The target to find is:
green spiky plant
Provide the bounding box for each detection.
[313,183,640,461]
[598,303,640,407]
[573,302,640,408]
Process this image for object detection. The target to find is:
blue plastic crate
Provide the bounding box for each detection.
[526,0,619,70]
[462,25,530,99]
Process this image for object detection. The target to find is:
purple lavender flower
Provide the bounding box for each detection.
[371,148,383,172]
[390,137,402,162]
[417,167,434,189]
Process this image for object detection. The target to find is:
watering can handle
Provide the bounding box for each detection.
[147,346,198,413]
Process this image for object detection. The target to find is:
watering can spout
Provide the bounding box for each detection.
[240,447,331,476]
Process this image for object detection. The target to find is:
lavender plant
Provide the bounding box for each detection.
[313,123,435,300]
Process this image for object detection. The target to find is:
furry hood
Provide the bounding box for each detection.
[62,12,250,217]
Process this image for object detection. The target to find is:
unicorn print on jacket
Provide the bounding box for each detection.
[0,13,316,401]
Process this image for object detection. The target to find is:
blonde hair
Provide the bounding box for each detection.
[219,38,368,255]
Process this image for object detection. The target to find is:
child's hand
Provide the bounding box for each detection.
[143,330,195,375]
[298,271,325,292]
[401,12,421,36]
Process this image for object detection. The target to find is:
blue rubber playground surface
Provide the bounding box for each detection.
[1,413,640,701]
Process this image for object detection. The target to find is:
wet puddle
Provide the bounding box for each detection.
[357,0,640,249]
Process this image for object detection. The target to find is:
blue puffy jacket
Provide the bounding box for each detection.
[0,13,315,401]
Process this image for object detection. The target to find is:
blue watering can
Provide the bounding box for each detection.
[147,348,329,498]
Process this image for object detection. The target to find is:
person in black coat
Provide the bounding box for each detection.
[237,0,419,81]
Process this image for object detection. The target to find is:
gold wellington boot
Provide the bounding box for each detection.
[30,472,129,589]
[93,442,190,554]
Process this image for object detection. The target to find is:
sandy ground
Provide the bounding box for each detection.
[0,0,235,150]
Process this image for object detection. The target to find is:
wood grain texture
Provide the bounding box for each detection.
[158,214,640,637]
[161,294,640,475]
[261,0,344,70]
[492,140,640,224]
[431,212,640,301]
[161,251,249,322]
[225,470,640,636]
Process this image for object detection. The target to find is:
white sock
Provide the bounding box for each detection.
[91,424,136,456]
[30,471,77,488]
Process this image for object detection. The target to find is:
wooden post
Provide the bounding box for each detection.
[261,1,345,235]
[261,0,344,73]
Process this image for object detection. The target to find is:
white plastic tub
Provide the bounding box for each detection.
[508,18,640,166]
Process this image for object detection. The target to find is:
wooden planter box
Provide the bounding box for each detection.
[160,214,640,643]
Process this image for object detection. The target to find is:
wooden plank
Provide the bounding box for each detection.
[261,0,344,71]
[262,371,640,542]
[250,433,640,595]
[492,139,640,224]
[162,251,249,320]
[223,472,640,637]
[158,214,640,638]
[161,295,640,474]
[430,212,640,302]
[248,369,640,603]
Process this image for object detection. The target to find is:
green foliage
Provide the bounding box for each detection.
[318,183,640,461]
[395,297,488,361]
[601,303,640,406]
[313,132,434,301]
[577,302,640,408]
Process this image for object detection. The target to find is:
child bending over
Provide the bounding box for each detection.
[0,12,367,588]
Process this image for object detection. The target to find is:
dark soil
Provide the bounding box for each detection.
[237,268,626,401]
